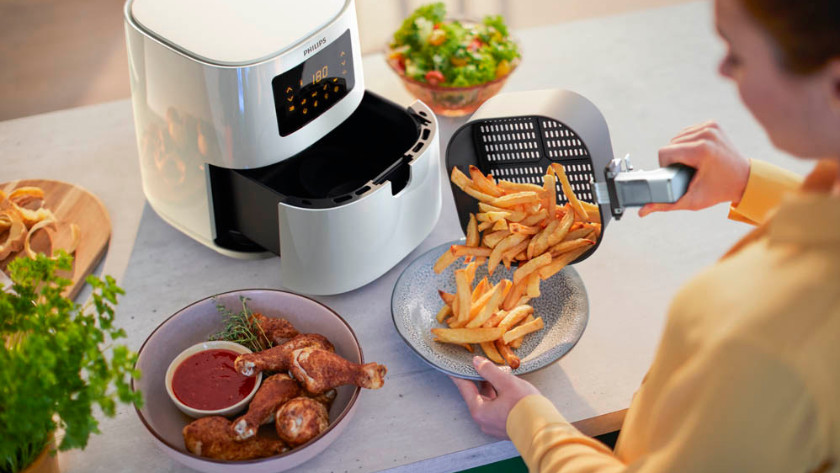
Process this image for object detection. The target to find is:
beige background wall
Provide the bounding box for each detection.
[0,0,692,121]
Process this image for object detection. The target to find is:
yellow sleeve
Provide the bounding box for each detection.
[728,159,802,225]
[507,395,625,473]
[506,342,824,473]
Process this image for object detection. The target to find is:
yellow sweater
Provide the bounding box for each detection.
[507,159,840,473]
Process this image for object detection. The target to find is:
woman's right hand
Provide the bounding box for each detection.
[639,121,751,217]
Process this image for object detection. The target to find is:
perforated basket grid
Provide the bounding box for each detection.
[472,116,596,206]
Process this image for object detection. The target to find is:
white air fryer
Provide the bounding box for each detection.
[124,0,442,295]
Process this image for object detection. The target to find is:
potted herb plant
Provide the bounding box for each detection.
[0,252,142,473]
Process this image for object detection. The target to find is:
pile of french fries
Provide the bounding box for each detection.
[430,163,602,368]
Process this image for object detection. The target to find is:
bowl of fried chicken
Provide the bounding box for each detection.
[133,289,387,473]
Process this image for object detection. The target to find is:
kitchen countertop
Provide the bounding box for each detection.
[0,2,813,472]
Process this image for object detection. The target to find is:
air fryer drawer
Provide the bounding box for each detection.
[208,91,436,254]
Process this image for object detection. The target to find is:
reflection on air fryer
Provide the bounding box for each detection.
[140,107,218,203]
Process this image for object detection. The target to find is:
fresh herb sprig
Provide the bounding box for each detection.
[209,296,272,352]
[0,252,142,473]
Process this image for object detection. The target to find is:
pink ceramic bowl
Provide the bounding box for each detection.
[133,289,363,473]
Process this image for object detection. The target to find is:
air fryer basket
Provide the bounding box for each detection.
[446,89,615,263]
[209,91,435,254]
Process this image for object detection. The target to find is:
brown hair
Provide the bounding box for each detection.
[740,0,840,74]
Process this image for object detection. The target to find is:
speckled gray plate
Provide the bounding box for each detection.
[392,240,589,380]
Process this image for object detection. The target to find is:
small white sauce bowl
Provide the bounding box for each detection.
[165,340,262,418]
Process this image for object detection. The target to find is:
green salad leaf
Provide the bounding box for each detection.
[389,2,520,87]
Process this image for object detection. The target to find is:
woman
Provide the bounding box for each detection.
[452,0,840,471]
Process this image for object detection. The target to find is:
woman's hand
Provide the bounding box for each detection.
[450,356,542,439]
[639,121,751,216]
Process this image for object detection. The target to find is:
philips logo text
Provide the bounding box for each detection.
[303,38,328,56]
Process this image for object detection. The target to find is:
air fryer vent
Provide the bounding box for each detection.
[473,116,596,204]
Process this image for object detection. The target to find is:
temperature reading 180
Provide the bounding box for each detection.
[312,65,328,85]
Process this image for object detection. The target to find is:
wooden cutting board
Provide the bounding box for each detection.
[1,179,111,300]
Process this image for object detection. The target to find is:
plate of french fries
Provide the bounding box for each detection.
[391,163,601,379]
[391,239,589,380]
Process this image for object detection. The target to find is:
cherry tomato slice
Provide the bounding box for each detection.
[425,70,445,85]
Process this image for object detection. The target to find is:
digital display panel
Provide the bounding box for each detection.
[272,29,355,136]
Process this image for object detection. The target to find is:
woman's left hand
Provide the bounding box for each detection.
[450,356,541,439]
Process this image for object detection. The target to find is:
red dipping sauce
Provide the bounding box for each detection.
[171,349,256,411]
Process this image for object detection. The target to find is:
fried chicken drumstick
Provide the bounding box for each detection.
[275,397,329,446]
[289,347,387,394]
[250,313,299,345]
[183,416,287,461]
[231,373,300,441]
[235,333,334,377]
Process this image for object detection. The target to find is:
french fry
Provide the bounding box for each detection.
[541,210,575,250]
[436,304,452,323]
[498,305,534,331]
[580,201,599,212]
[529,219,559,258]
[491,219,508,231]
[469,165,504,197]
[466,281,507,328]
[472,277,489,301]
[464,261,478,286]
[450,166,472,190]
[538,246,592,280]
[519,209,548,227]
[526,273,541,298]
[451,245,492,258]
[488,233,527,274]
[501,278,527,311]
[508,223,539,235]
[513,296,532,308]
[480,341,505,364]
[549,238,594,257]
[466,214,480,247]
[450,166,472,189]
[513,252,552,285]
[438,290,455,306]
[454,269,471,323]
[432,327,505,344]
[543,172,557,220]
[482,310,508,328]
[502,317,544,344]
[434,249,459,274]
[564,225,596,241]
[495,340,521,369]
[491,191,540,208]
[508,314,535,349]
[478,221,494,232]
[483,230,510,248]
[498,180,544,193]
[552,163,588,220]
[502,239,531,262]
[476,211,511,223]
[463,185,496,203]
[477,202,501,212]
